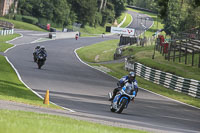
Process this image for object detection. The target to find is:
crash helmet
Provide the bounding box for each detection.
[40,46,45,50]
[128,71,136,82]
[35,45,40,49]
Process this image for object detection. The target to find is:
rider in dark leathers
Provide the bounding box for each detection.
[33,45,40,62]
[37,46,47,60]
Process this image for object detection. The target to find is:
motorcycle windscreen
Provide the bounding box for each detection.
[125,86,134,95]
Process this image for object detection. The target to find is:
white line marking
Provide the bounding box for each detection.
[126,14,133,28]
[6,33,23,44]
[74,47,200,110]
[5,56,75,113]
[4,45,16,53]
[4,33,75,113]
[118,14,127,27]
[74,47,118,80]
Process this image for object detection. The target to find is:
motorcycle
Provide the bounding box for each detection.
[37,53,46,69]
[108,82,136,114]
[75,34,79,40]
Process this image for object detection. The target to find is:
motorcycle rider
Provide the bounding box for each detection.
[109,71,138,102]
[37,46,47,60]
[75,33,79,40]
[33,45,40,62]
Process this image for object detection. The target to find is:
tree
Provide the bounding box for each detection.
[112,0,126,18]
[69,0,98,27]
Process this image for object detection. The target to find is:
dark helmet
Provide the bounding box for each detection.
[128,71,136,82]
[36,45,40,49]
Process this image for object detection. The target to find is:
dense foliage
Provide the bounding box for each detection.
[16,0,127,28]
[127,0,158,12]
[128,0,200,35]
[158,0,200,35]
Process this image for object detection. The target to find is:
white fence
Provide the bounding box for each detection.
[0,20,14,35]
[0,29,14,35]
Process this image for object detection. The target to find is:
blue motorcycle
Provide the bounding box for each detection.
[109,82,136,113]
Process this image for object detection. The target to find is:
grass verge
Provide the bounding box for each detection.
[0,34,20,52]
[0,17,46,32]
[117,13,126,24]
[120,13,132,28]
[0,110,147,133]
[0,55,60,109]
[77,39,118,63]
[121,45,200,81]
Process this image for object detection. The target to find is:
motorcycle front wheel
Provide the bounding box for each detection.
[37,60,43,69]
[110,105,116,112]
[116,98,128,114]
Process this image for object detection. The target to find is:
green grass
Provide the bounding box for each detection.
[0,55,60,109]
[117,13,126,24]
[121,45,200,81]
[76,39,118,63]
[0,34,20,52]
[0,17,46,32]
[120,13,132,28]
[0,110,147,133]
[80,24,112,37]
[127,8,165,37]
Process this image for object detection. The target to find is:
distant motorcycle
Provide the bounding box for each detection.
[37,53,46,69]
[75,34,79,40]
[109,82,136,114]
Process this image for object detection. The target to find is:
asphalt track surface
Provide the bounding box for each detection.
[127,10,154,36]
[5,11,200,133]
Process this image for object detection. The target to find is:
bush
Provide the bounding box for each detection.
[38,17,62,28]
[38,18,48,26]
[14,14,22,21]
[22,16,38,25]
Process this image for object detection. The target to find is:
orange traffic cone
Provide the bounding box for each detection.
[43,90,49,105]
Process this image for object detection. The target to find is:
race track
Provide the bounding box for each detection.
[5,10,200,133]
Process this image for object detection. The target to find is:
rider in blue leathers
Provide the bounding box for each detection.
[109,71,138,101]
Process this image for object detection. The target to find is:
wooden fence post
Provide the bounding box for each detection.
[185,47,187,65]
[168,44,171,61]
[179,43,181,63]
[199,51,200,68]
[173,47,176,62]
[192,50,194,66]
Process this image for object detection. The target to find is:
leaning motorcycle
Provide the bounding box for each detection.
[109,82,136,114]
[37,53,46,69]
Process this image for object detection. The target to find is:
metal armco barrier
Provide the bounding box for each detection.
[119,35,137,46]
[0,29,14,35]
[125,59,200,98]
